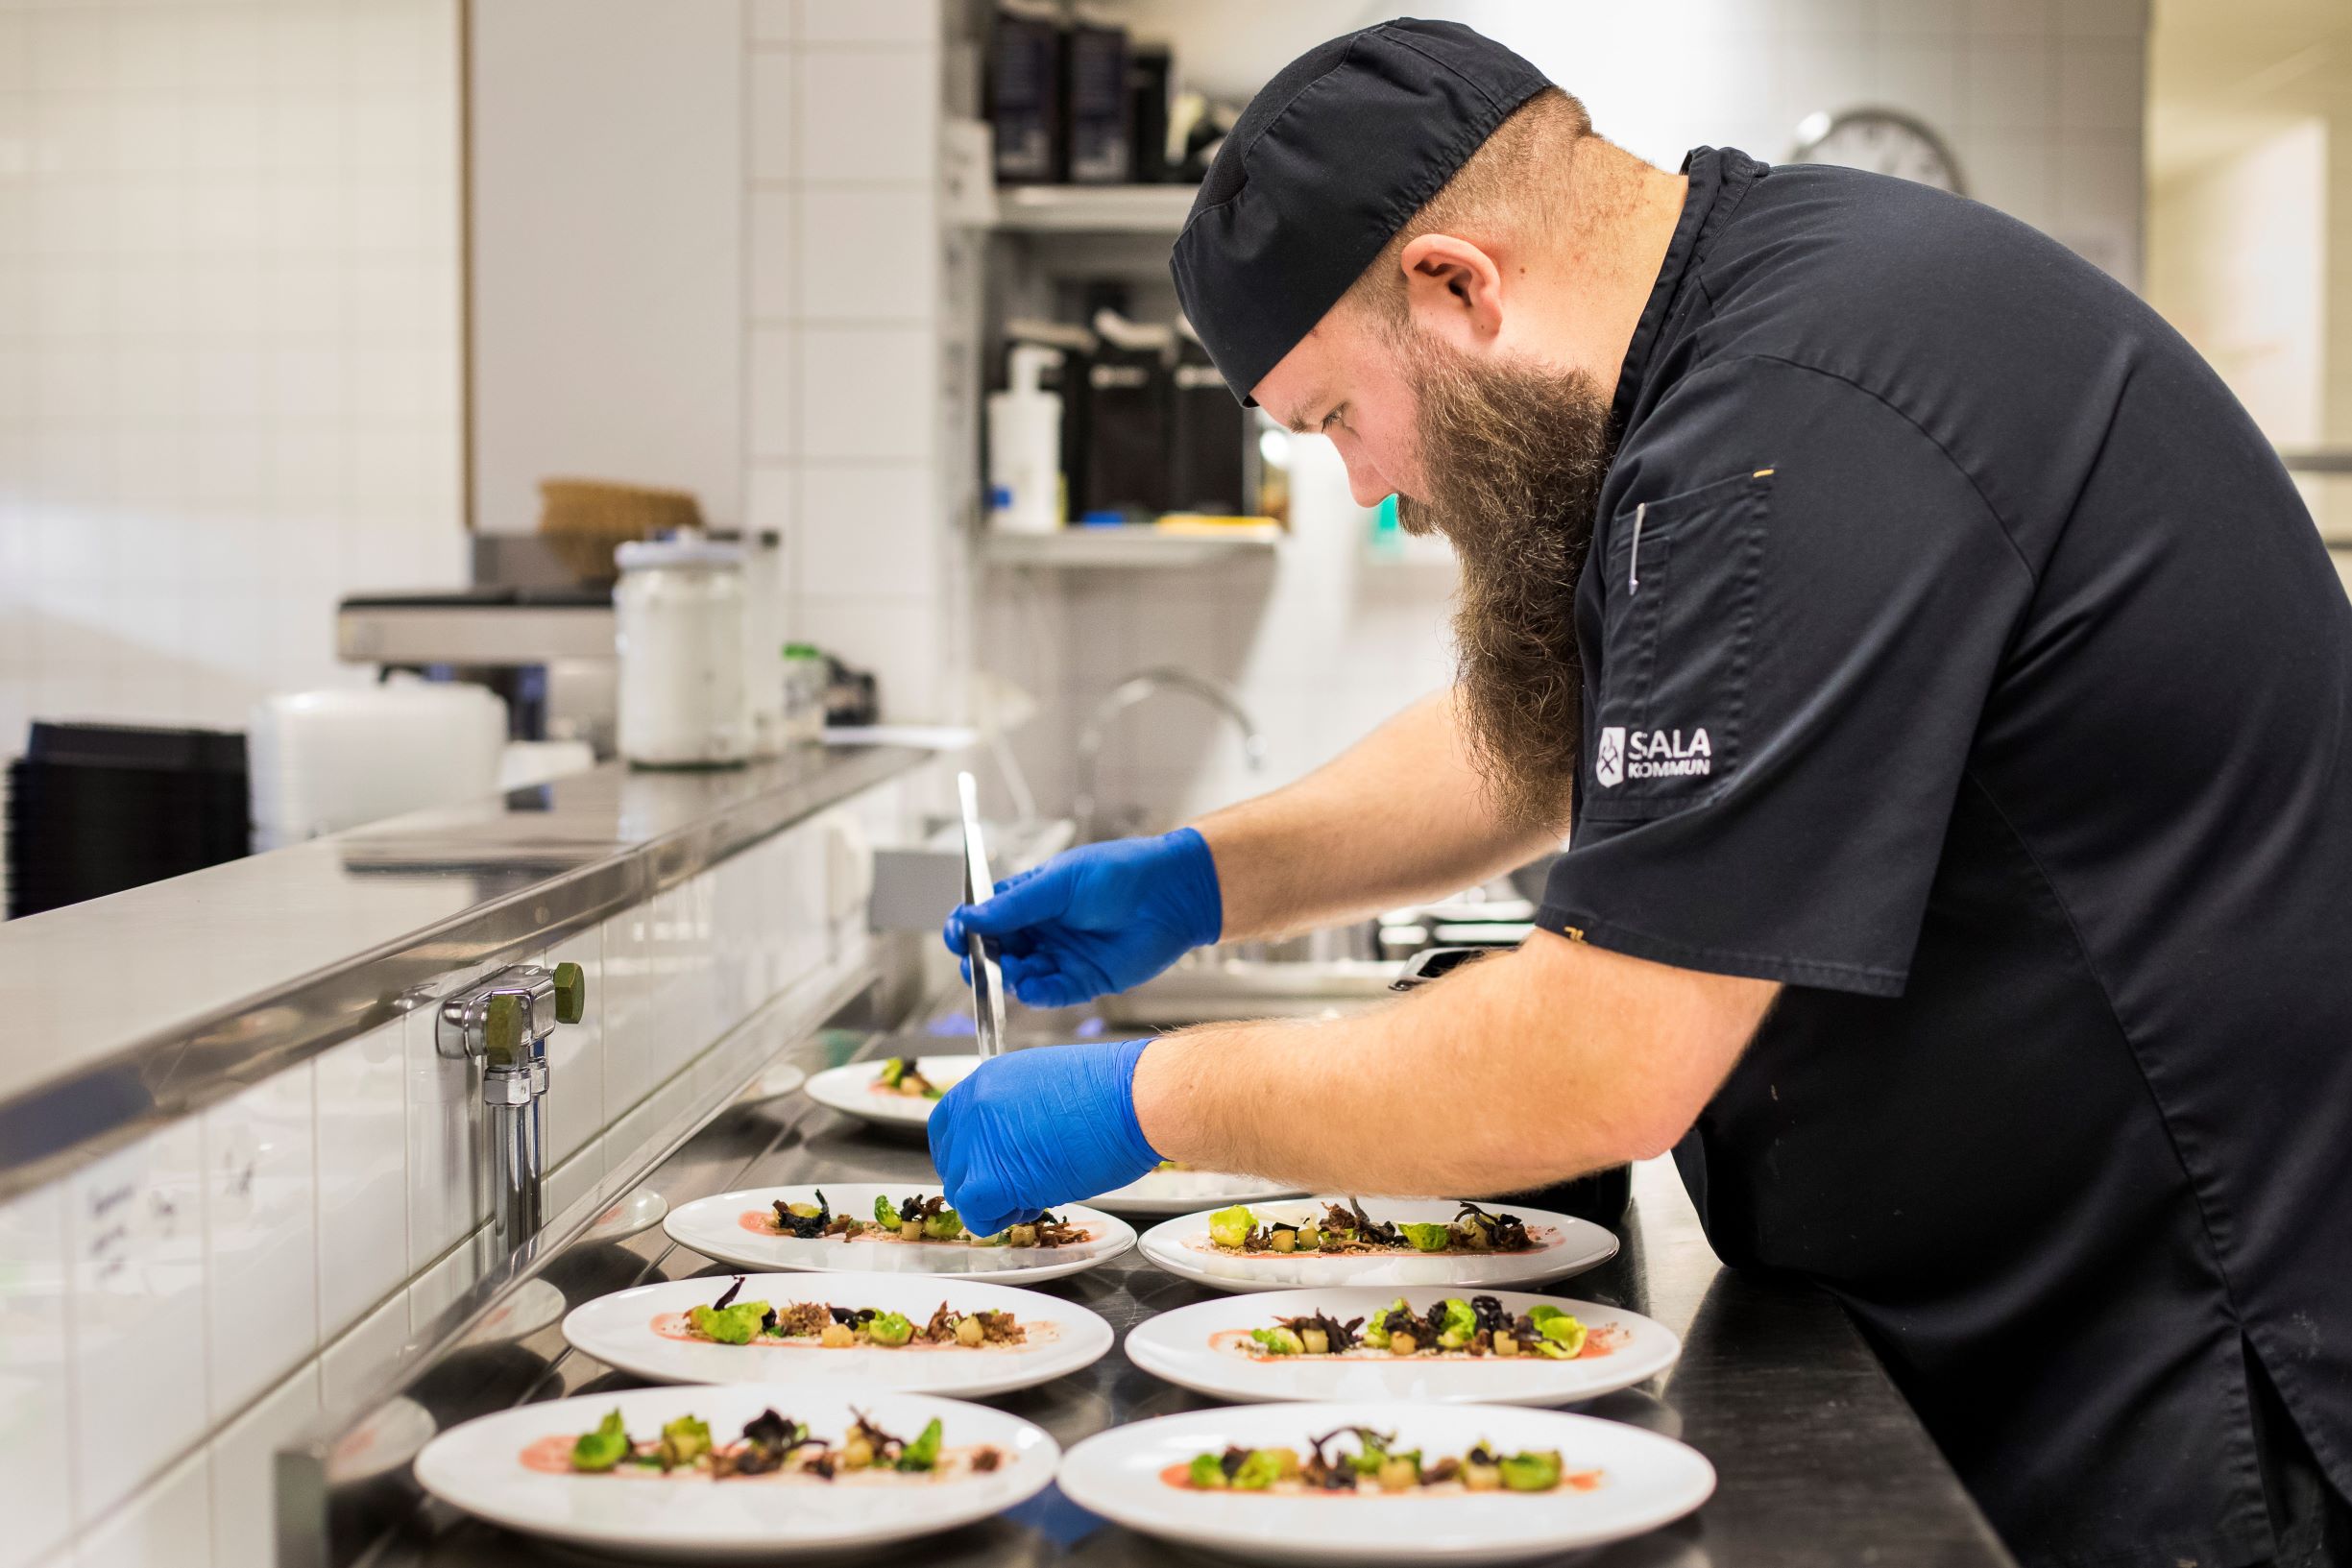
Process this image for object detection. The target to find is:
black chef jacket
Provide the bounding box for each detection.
[1539,148,2352,1568]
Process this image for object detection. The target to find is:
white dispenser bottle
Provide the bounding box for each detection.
[986,343,1065,534]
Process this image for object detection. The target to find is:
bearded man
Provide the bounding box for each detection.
[928,21,2352,1566]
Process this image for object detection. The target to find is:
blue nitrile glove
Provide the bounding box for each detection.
[942,828,1222,1008]
[928,1038,1160,1238]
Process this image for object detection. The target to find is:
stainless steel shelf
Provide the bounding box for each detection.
[982,523,1282,568]
[0,744,928,1202]
[990,183,1200,233]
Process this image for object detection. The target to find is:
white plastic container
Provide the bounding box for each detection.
[986,343,1065,534]
[249,681,508,849]
[614,536,749,768]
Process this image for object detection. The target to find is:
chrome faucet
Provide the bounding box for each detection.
[1073,667,1266,842]
[437,961,584,1252]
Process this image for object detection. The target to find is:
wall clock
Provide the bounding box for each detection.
[1791,108,1967,196]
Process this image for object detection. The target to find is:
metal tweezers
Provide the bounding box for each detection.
[958,770,1007,1059]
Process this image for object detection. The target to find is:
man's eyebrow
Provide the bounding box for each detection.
[1279,393,1331,434]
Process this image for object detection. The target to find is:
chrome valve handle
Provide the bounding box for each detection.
[433,961,586,1251]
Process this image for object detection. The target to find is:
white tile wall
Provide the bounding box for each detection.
[749,324,799,459]
[601,901,655,1121]
[207,1363,318,1568]
[319,1291,407,1412]
[799,326,938,460]
[0,1183,72,1568]
[794,48,938,184]
[202,1064,318,1418]
[406,1228,484,1332]
[796,0,940,48]
[77,1450,210,1568]
[795,188,939,320]
[313,1019,409,1340]
[67,1120,206,1523]
[800,464,943,598]
[404,964,492,1272]
[742,2,966,724]
[0,0,466,752]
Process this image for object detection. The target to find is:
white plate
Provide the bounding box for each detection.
[563,1270,1113,1397]
[475,1278,568,1343]
[664,1183,1135,1285]
[1125,1289,1678,1408]
[743,1061,808,1103]
[330,1395,437,1484]
[1055,1400,1712,1565]
[583,1187,668,1242]
[1087,1167,1307,1216]
[414,1381,1056,1562]
[1138,1196,1617,1294]
[802,1054,980,1129]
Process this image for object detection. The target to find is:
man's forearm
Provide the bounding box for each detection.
[1193,689,1564,943]
[1129,930,1777,1196]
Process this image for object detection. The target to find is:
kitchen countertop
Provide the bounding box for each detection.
[0,743,924,1199]
[349,1024,2018,1568]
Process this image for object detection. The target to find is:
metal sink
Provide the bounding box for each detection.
[1093,956,1402,1026]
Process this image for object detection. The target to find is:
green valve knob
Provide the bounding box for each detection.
[484,992,524,1070]
[553,961,586,1025]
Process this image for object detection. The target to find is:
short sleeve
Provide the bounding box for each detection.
[1540,357,2035,996]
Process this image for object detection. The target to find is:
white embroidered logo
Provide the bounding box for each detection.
[1596,727,1714,787]
[1594,727,1626,788]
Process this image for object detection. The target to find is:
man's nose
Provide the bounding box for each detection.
[1339,450,1393,509]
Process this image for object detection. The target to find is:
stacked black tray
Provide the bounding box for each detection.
[6,721,249,919]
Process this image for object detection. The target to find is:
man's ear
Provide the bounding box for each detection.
[1397,232,1506,351]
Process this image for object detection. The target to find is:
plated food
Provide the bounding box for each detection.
[802,1054,981,1131]
[1086,1162,1308,1217]
[664,1183,1135,1284]
[545,1405,996,1482]
[1169,1424,1598,1495]
[414,1382,1056,1559]
[1124,1288,1680,1407]
[1204,1197,1538,1257]
[870,1056,942,1098]
[1140,1196,1617,1294]
[1055,1400,1713,1565]
[562,1270,1114,1396]
[762,1188,1092,1249]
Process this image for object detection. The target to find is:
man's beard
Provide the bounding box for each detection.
[1394,338,1614,836]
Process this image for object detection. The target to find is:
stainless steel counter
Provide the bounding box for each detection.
[0,744,923,1199]
[341,1022,2018,1568]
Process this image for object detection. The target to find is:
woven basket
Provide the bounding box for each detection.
[537,478,705,582]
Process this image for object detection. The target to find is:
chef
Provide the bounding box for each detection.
[930,20,2352,1566]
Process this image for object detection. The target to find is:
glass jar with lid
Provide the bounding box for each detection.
[614,536,748,768]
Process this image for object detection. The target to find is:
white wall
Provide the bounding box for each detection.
[1006,0,2151,830]
[0,0,467,750]
[2146,122,2326,440]
[741,0,980,726]
[469,0,745,534]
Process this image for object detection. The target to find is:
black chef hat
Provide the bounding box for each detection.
[1170,18,1551,405]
